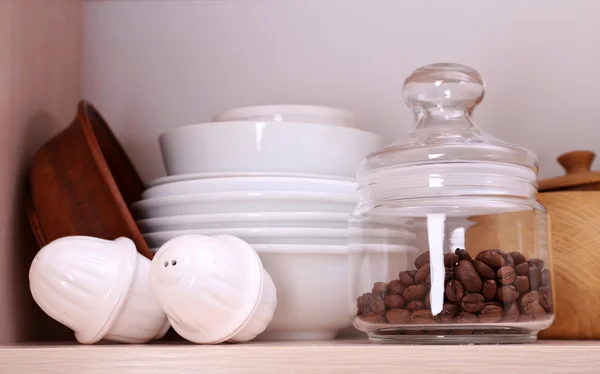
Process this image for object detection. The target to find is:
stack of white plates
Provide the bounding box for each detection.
[133,105,416,341]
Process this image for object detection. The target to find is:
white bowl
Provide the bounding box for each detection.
[143,227,416,249]
[142,176,357,199]
[213,105,358,127]
[131,191,357,219]
[136,212,351,233]
[159,121,383,177]
[147,172,354,188]
[250,244,415,341]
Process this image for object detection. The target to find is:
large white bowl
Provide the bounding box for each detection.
[159,121,383,177]
[212,105,358,128]
[142,176,357,199]
[249,243,416,341]
[143,227,416,248]
[131,191,357,219]
[136,212,352,233]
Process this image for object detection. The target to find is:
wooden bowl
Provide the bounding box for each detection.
[27,101,152,259]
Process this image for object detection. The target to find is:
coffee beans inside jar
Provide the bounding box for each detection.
[356,248,553,326]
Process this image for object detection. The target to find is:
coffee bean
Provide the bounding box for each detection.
[444,252,460,267]
[445,267,455,282]
[398,271,415,286]
[503,303,520,322]
[539,286,552,310]
[454,260,482,293]
[476,249,506,270]
[408,270,418,278]
[424,291,430,309]
[491,249,507,256]
[361,313,387,323]
[510,252,527,265]
[474,260,496,280]
[403,283,428,301]
[504,253,515,267]
[461,293,485,313]
[405,300,426,311]
[445,280,464,302]
[412,309,434,320]
[360,293,373,314]
[385,308,411,324]
[520,291,540,314]
[388,279,406,295]
[513,275,530,293]
[478,305,504,323]
[414,251,430,269]
[532,305,547,320]
[541,269,551,287]
[529,265,542,290]
[372,282,388,296]
[456,312,478,324]
[515,262,529,276]
[496,285,519,304]
[441,302,459,317]
[497,266,517,285]
[455,248,472,262]
[410,317,438,324]
[369,294,386,315]
[415,263,430,283]
[356,295,364,314]
[425,275,431,285]
[482,279,498,301]
[517,313,533,322]
[385,294,406,308]
[529,258,545,270]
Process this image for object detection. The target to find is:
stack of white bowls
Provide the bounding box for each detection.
[132,105,414,341]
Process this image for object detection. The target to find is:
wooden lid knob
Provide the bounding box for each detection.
[557,150,596,175]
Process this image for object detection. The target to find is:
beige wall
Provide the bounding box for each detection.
[0,0,81,342]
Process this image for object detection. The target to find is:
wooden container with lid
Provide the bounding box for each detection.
[537,150,600,339]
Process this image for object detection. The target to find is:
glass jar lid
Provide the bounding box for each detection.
[357,63,538,199]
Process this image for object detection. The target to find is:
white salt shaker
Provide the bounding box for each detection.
[149,234,277,344]
[29,236,170,344]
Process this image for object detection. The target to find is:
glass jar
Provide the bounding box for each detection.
[349,63,553,344]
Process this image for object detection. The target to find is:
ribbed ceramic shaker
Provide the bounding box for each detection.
[29,236,170,344]
[149,234,277,344]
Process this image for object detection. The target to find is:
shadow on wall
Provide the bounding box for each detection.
[10,111,73,342]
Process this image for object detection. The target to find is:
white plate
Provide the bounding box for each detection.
[136,212,352,233]
[131,191,357,219]
[150,243,417,255]
[148,172,355,188]
[143,227,416,248]
[142,176,357,199]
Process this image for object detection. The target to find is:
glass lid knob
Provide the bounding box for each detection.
[402,63,485,118]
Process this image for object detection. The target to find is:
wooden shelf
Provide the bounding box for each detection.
[1,340,599,373]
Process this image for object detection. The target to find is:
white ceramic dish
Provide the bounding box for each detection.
[249,243,416,341]
[147,172,355,188]
[131,191,357,219]
[159,121,383,177]
[136,212,352,233]
[142,176,357,199]
[213,105,358,127]
[143,227,416,249]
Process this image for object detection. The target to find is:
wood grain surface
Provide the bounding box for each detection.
[0,341,598,373]
[538,191,600,339]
